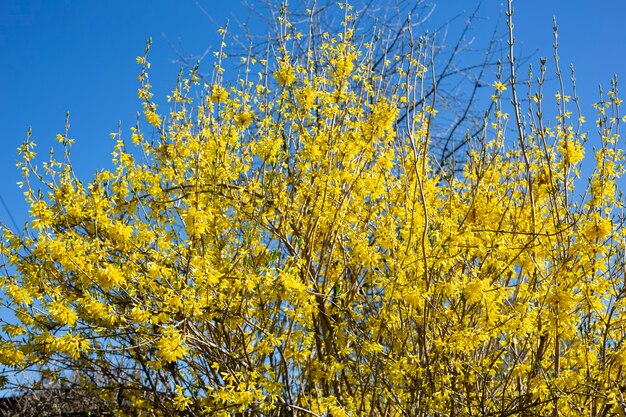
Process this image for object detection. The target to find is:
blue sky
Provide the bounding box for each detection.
[1,1,625,230]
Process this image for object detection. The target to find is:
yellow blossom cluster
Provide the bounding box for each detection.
[1,5,626,417]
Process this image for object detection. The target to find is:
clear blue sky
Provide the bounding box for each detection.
[1,1,625,230]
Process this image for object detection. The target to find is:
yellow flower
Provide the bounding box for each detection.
[210,84,228,102]
[585,214,612,241]
[0,342,25,366]
[562,139,584,165]
[48,300,78,327]
[492,81,507,92]
[156,327,188,363]
[275,62,296,87]
[234,111,254,129]
[145,109,162,127]
[173,385,192,411]
[464,280,486,304]
[54,333,89,359]
[98,264,125,289]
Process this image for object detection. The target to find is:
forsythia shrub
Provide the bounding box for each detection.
[2,1,626,416]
